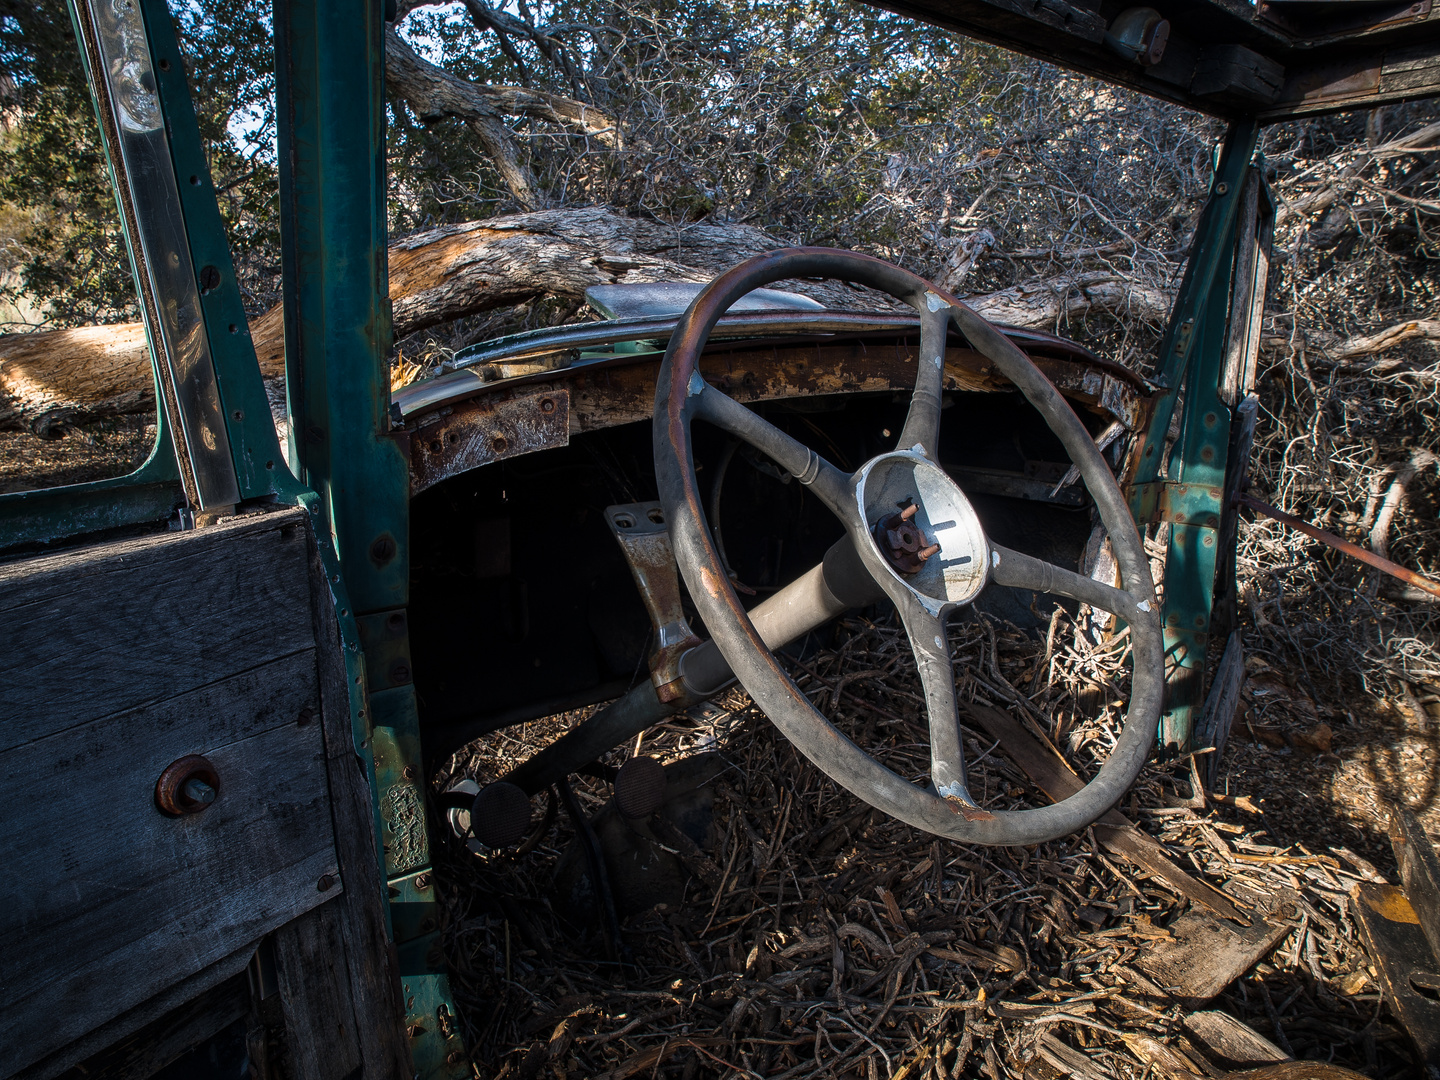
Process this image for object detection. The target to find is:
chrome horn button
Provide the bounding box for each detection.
[855,450,990,613]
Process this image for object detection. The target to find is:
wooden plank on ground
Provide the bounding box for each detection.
[1183,1009,1289,1069]
[1351,882,1440,1071]
[0,507,314,752]
[961,702,1248,923]
[1135,891,1296,1008]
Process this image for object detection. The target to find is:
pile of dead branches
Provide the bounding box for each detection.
[434,610,1419,1079]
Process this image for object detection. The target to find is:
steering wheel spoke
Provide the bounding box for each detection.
[894,300,950,459]
[691,378,854,520]
[889,599,982,809]
[988,543,1151,623]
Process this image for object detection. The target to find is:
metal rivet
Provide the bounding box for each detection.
[370,535,397,563]
[540,398,555,413]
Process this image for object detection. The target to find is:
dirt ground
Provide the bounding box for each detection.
[0,417,156,494]
[432,611,1438,1080]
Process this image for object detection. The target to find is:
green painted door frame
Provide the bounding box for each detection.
[1127,120,1273,753]
[272,1,466,1075]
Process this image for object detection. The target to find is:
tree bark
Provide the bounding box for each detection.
[0,206,1173,432]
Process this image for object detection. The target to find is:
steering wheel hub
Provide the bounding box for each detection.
[856,451,990,612]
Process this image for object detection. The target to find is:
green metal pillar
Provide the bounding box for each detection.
[1128,120,1261,753]
[273,1,467,1074]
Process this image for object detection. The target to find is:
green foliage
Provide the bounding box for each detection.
[0,0,278,326]
[0,0,135,326]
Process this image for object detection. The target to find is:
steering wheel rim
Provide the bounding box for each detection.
[653,248,1163,845]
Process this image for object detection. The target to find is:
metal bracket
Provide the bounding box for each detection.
[1128,480,1223,529]
[605,501,702,703]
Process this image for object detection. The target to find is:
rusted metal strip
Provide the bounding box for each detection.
[1238,493,1440,600]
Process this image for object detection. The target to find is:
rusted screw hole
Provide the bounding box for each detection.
[491,434,508,453]
[386,612,406,632]
[429,440,442,453]
[402,765,417,780]
[540,398,555,413]
[647,508,664,524]
[446,432,458,445]
[615,515,634,529]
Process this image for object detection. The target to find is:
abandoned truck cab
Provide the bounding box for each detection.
[3,1,1440,1077]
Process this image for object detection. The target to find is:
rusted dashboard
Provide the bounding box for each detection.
[396,315,1152,497]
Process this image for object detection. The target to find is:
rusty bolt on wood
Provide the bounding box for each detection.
[155,755,220,816]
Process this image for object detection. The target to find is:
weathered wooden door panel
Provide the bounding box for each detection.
[0,514,315,754]
[0,510,345,1078]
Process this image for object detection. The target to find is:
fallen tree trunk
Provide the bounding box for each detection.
[0,206,1174,433]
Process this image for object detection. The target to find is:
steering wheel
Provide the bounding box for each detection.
[653,249,1163,846]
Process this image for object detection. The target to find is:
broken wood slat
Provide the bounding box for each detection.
[1351,882,1440,1072]
[961,702,1248,922]
[1135,894,1296,1009]
[1120,1033,1207,1080]
[1389,805,1440,962]
[272,904,365,1080]
[1183,1010,1289,1070]
[298,538,413,1080]
[1196,632,1245,788]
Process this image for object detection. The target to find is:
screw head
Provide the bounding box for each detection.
[390,660,413,684]
[370,535,397,564]
[317,873,336,891]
